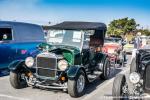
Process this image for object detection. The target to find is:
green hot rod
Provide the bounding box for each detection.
[9,21,110,97]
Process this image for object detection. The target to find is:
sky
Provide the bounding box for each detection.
[0,0,150,28]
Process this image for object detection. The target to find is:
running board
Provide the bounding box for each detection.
[87,71,102,82]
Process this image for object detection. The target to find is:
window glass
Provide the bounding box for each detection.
[0,28,12,41]
[47,30,82,48]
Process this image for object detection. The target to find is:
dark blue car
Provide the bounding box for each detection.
[0,21,45,69]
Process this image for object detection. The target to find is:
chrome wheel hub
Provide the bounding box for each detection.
[77,75,85,93]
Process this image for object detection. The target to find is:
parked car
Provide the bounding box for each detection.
[140,35,147,47]
[112,48,150,99]
[102,37,125,67]
[0,21,45,69]
[140,35,150,48]
[124,40,134,54]
[9,21,111,97]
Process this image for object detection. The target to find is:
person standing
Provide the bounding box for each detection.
[134,32,142,49]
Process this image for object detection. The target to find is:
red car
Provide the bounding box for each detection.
[102,38,125,67]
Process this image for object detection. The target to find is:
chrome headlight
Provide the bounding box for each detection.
[25,57,34,67]
[58,60,68,71]
[129,72,140,84]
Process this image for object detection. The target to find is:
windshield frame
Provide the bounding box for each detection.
[46,29,86,51]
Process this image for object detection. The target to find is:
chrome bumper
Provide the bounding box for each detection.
[25,75,67,90]
[28,82,67,89]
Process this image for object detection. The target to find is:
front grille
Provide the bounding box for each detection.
[36,55,57,78]
[37,57,56,69]
[37,68,56,77]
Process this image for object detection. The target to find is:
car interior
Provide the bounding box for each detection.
[0,28,13,41]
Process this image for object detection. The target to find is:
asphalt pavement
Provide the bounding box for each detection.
[0,56,131,100]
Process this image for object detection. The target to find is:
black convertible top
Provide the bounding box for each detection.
[48,21,107,30]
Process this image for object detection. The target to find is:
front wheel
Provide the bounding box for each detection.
[68,70,86,97]
[9,71,27,89]
[112,74,128,100]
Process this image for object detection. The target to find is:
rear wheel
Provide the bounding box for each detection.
[100,58,111,80]
[9,71,27,89]
[68,70,86,97]
[112,74,128,100]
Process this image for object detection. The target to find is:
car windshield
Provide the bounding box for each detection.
[46,30,83,48]
[105,38,121,44]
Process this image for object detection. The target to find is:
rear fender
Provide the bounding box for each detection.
[8,60,26,72]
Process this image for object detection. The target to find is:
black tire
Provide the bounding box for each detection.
[9,71,27,89]
[112,74,127,100]
[68,70,86,97]
[100,58,111,80]
[130,58,136,73]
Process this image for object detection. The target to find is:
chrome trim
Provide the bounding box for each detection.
[36,67,57,70]
[36,52,57,78]
[26,76,67,89]
[28,82,67,89]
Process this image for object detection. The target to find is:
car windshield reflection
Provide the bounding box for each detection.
[47,30,83,48]
[47,30,82,48]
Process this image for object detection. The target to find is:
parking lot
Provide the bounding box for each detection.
[0,56,131,100]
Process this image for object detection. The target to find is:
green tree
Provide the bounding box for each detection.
[138,29,150,36]
[107,17,139,36]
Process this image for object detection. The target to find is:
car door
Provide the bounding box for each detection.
[0,27,15,69]
[0,42,16,69]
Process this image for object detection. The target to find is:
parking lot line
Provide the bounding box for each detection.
[0,94,30,100]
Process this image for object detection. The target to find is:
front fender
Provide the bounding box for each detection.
[8,60,25,72]
[67,65,86,80]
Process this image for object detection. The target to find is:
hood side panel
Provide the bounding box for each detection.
[63,51,74,65]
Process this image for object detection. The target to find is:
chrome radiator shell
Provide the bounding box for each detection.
[36,52,57,78]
